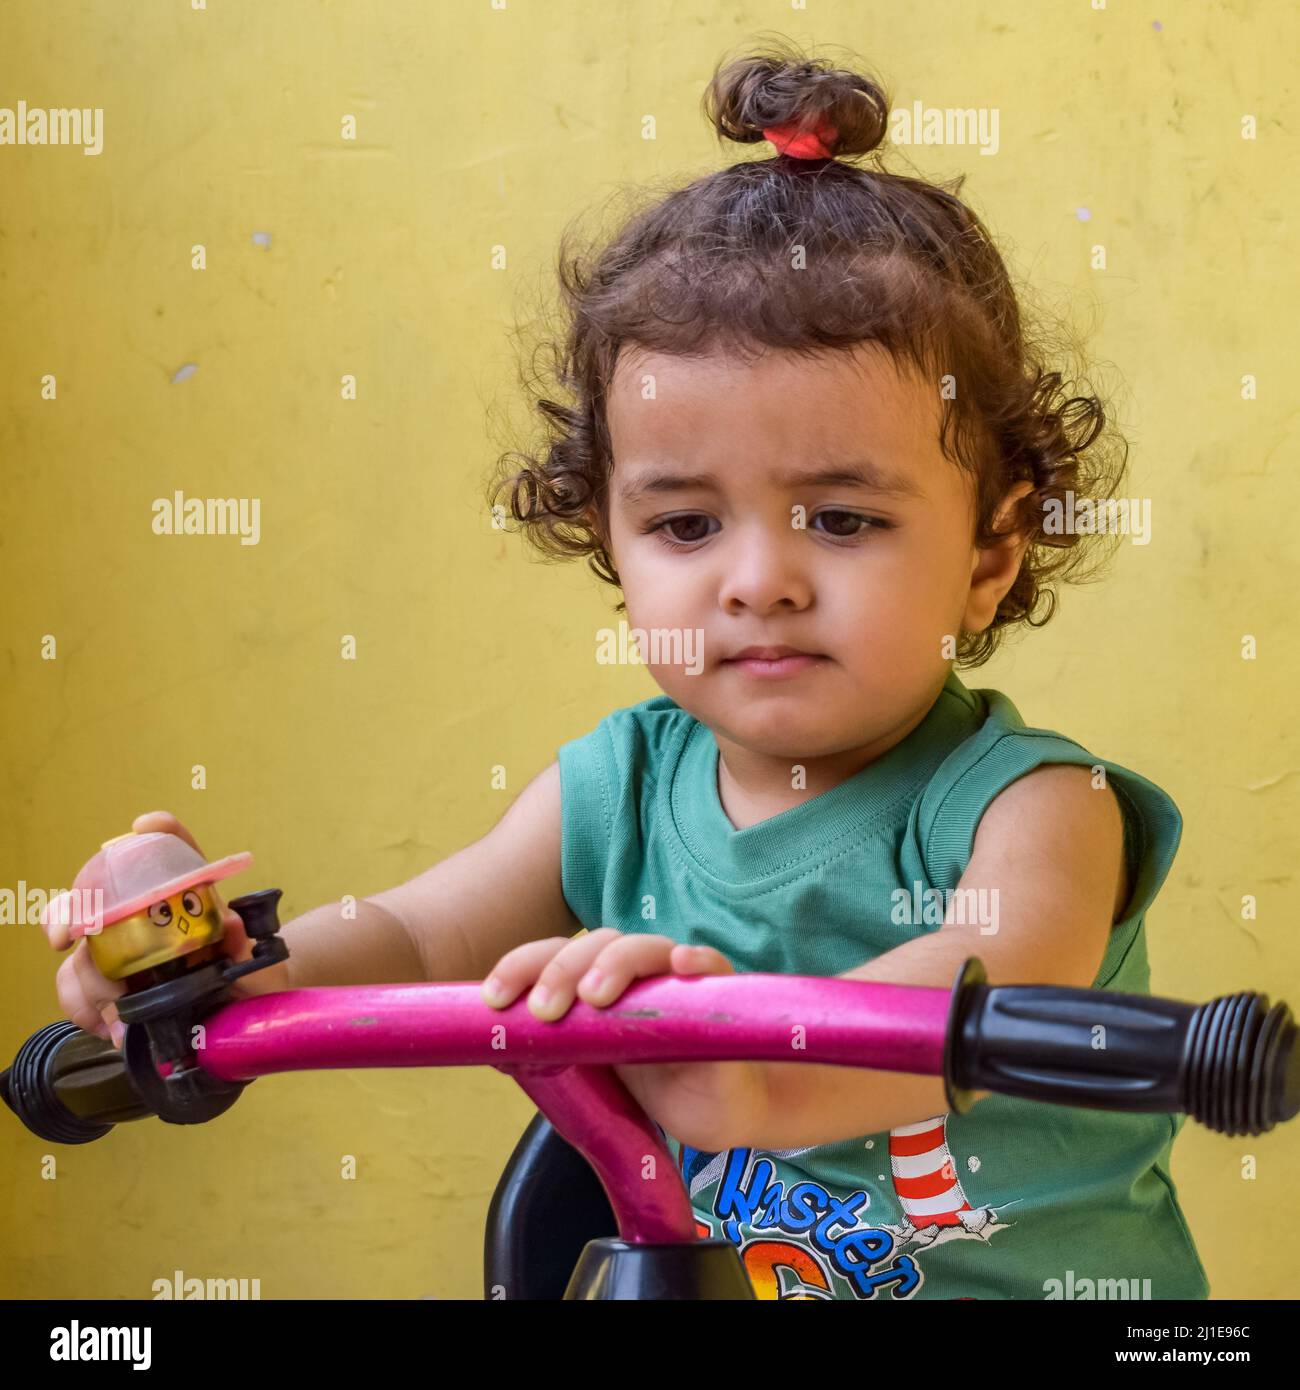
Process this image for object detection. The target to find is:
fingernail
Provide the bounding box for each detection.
[529,985,551,1011]
[580,969,604,993]
[109,1021,126,1047]
[482,976,506,1006]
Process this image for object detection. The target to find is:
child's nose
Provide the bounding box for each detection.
[717,530,813,614]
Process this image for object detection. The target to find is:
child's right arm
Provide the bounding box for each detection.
[46,762,580,1044]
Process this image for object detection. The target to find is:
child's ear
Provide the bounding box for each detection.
[962,480,1036,634]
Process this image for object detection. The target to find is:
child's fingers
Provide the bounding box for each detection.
[528,929,627,1018]
[130,810,202,856]
[213,888,254,963]
[481,929,620,1019]
[54,959,103,1038]
[482,934,731,1021]
[55,944,124,1041]
[578,934,704,1007]
[40,894,75,952]
[69,941,125,1017]
[668,944,734,976]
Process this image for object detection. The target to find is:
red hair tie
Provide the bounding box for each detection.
[762,114,838,160]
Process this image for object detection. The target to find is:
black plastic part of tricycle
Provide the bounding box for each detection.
[565,1237,755,1300]
[482,1109,755,1300]
[484,1110,619,1299]
[0,1021,145,1144]
[947,975,1300,1137]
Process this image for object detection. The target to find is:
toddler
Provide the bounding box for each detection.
[47,42,1208,1301]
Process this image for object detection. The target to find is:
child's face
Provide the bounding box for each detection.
[602,344,1031,761]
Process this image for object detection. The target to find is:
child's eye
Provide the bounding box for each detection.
[646,510,891,550]
[811,510,892,540]
[648,513,718,548]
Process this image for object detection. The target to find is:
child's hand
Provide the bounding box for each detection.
[480,927,733,1020]
[481,929,767,1151]
[50,938,128,1048]
[43,811,284,1050]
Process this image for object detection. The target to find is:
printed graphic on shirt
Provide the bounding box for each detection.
[678,1113,1017,1300]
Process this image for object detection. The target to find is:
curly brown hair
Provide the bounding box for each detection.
[487,38,1129,668]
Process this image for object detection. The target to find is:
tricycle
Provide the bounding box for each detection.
[6,834,1299,1300]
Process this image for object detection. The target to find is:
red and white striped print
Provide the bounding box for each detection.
[888,1115,972,1229]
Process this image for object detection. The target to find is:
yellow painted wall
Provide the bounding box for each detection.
[2,1,1296,1300]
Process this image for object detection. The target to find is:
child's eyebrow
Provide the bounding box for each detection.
[618,459,926,503]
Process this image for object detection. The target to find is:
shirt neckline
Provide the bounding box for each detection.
[663,669,980,888]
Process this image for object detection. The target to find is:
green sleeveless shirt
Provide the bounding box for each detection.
[557,670,1210,1301]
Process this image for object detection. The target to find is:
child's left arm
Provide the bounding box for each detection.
[481,764,1128,1153]
[737,763,1131,1151]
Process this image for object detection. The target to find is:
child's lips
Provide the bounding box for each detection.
[721,648,827,679]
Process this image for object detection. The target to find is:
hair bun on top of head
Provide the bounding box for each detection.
[701,43,891,162]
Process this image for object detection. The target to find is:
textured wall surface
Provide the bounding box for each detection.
[1,1,1296,1300]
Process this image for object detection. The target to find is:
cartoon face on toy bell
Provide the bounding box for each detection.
[41,833,252,982]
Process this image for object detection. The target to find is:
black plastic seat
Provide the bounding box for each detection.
[483,1111,619,1300]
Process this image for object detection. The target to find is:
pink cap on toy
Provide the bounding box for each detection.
[41,832,252,940]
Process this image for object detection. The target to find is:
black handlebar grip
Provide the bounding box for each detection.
[0,1022,151,1144]
[950,983,1300,1136]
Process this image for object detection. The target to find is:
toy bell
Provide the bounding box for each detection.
[41,833,252,983]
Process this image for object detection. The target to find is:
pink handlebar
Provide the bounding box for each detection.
[193,974,953,1244]
[196,975,951,1079]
